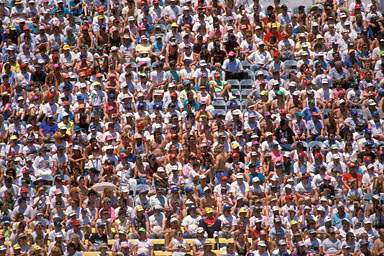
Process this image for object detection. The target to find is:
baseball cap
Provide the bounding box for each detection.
[205,208,213,214]
[135,205,144,211]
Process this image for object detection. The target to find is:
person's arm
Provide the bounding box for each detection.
[183,222,193,237]
[246,54,254,65]
[319,244,325,256]
[167,240,175,252]
[184,242,191,253]
[88,234,95,250]
[306,123,312,138]
[39,126,46,140]
[295,187,305,199]
[268,63,273,76]
[319,126,325,138]
[342,176,350,190]
[150,243,154,256]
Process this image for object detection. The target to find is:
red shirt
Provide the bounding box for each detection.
[342,171,362,183]
[264,32,283,42]
[204,217,217,225]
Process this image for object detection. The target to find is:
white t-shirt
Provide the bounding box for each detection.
[218,214,236,230]
[181,214,202,233]
[134,238,154,255]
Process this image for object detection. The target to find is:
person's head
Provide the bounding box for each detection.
[342,244,351,254]
[360,239,369,251]
[204,240,213,251]
[327,227,336,238]
[137,227,146,239]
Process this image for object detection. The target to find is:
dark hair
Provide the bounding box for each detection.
[67,242,76,249]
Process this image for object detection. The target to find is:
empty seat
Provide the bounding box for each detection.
[244,70,255,81]
[241,99,250,111]
[240,79,254,90]
[241,89,252,100]
[232,89,241,100]
[308,141,325,153]
[227,79,240,89]
[284,60,298,70]
[242,61,251,70]
[212,100,227,111]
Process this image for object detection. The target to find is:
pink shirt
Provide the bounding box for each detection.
[271,151,283,164]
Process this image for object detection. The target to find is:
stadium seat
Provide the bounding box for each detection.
[212,100,227,111]
[244,70,255,81]
[240,79,254,90]
[284,60,298,70]
[240,89,252,101]
[308,141,325,154]
[242,60,251,70]
[212,109,226,117]
[241,99,250,111]
[232,89,241,100]
[227,79,240,90]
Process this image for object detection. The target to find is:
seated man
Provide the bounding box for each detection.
[222,51,244,80]
[209,72,231,98]
[199,208,221,238]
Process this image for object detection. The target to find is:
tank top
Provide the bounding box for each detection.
[152,42,165,54]
[171,238,187,256]
[14,91,24,101]
[1,84,11,94]
[183,52,193,63]
[135,142,146,155]
[199,92,210,105]
[116,218,128,233]
[110,36,121,47]
[236,242,247,256]
[168,50,178,63]
[197,184,205,198]
[193,238,206,252]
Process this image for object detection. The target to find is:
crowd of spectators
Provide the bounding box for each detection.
[4,0,384,255]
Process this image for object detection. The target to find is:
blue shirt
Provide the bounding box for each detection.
[52,7,70,16]
[249,172,265,185]
[313,60,329,71]
[331,212,352,229]
[151,41,165,54]
[301,107,321,121]
[149,100,163,114]
[40,122,59,137]
[307,119,324,136]
[57,111,75,123]
[223,58,243,72]
[69,0,83,16]
[183,99,200,111]
[344,57,361,69]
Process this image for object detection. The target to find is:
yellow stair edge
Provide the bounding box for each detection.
[84,238,239,247]
[84,250,226,256]
[83,252,112,256]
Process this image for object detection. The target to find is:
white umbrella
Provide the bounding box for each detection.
[92,182,117,192]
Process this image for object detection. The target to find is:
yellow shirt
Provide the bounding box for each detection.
[58,121,74,135]
[2,62,20,73]
[136,43,151,54]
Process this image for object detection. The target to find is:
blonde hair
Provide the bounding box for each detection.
[49,246,63,255]
[71,233,80,241]
[102,197,111,204]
